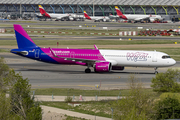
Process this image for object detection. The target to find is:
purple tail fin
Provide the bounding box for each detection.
[14,24,38,49]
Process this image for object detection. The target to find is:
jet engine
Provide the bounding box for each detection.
[103,19,106,22]
[112,66,124,71]
[94,62,111,72]
[150,18,155,22]
[69,17,74,21]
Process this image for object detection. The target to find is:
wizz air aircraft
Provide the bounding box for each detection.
[115,6,163,22]
[38,5,69,21]
[84,11,110,22]
[11,25,176,74]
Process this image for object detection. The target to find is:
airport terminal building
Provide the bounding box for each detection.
[0,0,180,20]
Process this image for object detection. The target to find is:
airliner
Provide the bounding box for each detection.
[11,25,176,74]
[109,14,119,19]
[84,11,110,22]
[115,6,163,22]
[38,5,69,21]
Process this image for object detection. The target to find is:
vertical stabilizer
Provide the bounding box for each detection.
[84,11,91,20]
[14,24,38,49]
[115,6,127,20]
[38,5,46,15]
[115,6,123,16]
[38,5,50,18]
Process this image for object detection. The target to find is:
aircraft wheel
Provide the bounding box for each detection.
[85,68,91,73]
[155,71,158,74]
[154,67,158,74]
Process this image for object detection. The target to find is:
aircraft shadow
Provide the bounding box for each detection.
[16,68,85,74]
[15,68,155,75]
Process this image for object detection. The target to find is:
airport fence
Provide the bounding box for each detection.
[32,88,124,102]
[119,31,138,36]
[0,28,5,33]
[138,30,172,36]
[5,29,120,36]
[5,28,178,37]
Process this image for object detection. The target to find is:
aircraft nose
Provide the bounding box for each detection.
[171,59,176,65]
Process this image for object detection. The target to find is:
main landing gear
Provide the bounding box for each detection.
[85,64,92,73]
[154,67,158,74]
[85,68,91,73]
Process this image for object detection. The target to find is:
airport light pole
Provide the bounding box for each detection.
[20,3,22,19]
[93,0,94,16]
[76,0,78,14]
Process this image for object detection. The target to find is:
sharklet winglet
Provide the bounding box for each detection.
[94,45,98,50]
[49,47,57,57]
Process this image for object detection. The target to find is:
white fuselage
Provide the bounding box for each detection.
[48,13,69,19]
[100,50,176,67]
[124,14,163,22]
[89,16,110,21]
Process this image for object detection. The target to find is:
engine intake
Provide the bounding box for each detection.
[94,62,111,72]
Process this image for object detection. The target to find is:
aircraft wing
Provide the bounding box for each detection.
[62,57,99,63]
[49,47,101,64]
[109,14,119,18]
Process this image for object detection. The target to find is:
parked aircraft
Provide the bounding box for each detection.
[83,11,110,22]
[11,25,176,74]
[115,6,163,22]
[109,13,119,19]
[38,5,69,21]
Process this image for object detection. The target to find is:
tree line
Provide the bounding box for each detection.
[0,57,42,120]
[111,69,180,120]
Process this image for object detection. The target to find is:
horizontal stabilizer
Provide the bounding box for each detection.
[11,50,28,55]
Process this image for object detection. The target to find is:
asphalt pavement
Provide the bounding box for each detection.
[1,53,179,89]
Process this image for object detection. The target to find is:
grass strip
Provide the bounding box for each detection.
[0,49,10,52]
[0,40,179,45]
[32,88,154,96]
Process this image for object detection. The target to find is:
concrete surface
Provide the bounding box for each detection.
[41,105,111,120]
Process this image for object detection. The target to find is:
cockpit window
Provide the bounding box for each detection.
[162,55,171,59]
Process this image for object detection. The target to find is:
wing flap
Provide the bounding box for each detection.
[65,57,97,63]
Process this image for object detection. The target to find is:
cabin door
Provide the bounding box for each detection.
[70,52,75,58]
[35,49,40,58]
[152,52,157,62]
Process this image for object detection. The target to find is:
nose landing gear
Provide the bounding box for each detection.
[154,67,158,74]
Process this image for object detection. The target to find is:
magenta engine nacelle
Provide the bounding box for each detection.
[94,62,111,72]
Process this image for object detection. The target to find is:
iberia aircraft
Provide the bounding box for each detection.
[38,5,69,20]
[11,25,176,74]
[83,11,110,22]
[115,6,163,22]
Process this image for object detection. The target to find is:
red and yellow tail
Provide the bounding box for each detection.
[38,5,51,18]
[115,6,127,20]
[84,11,91,20]
[115,6,123,16]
